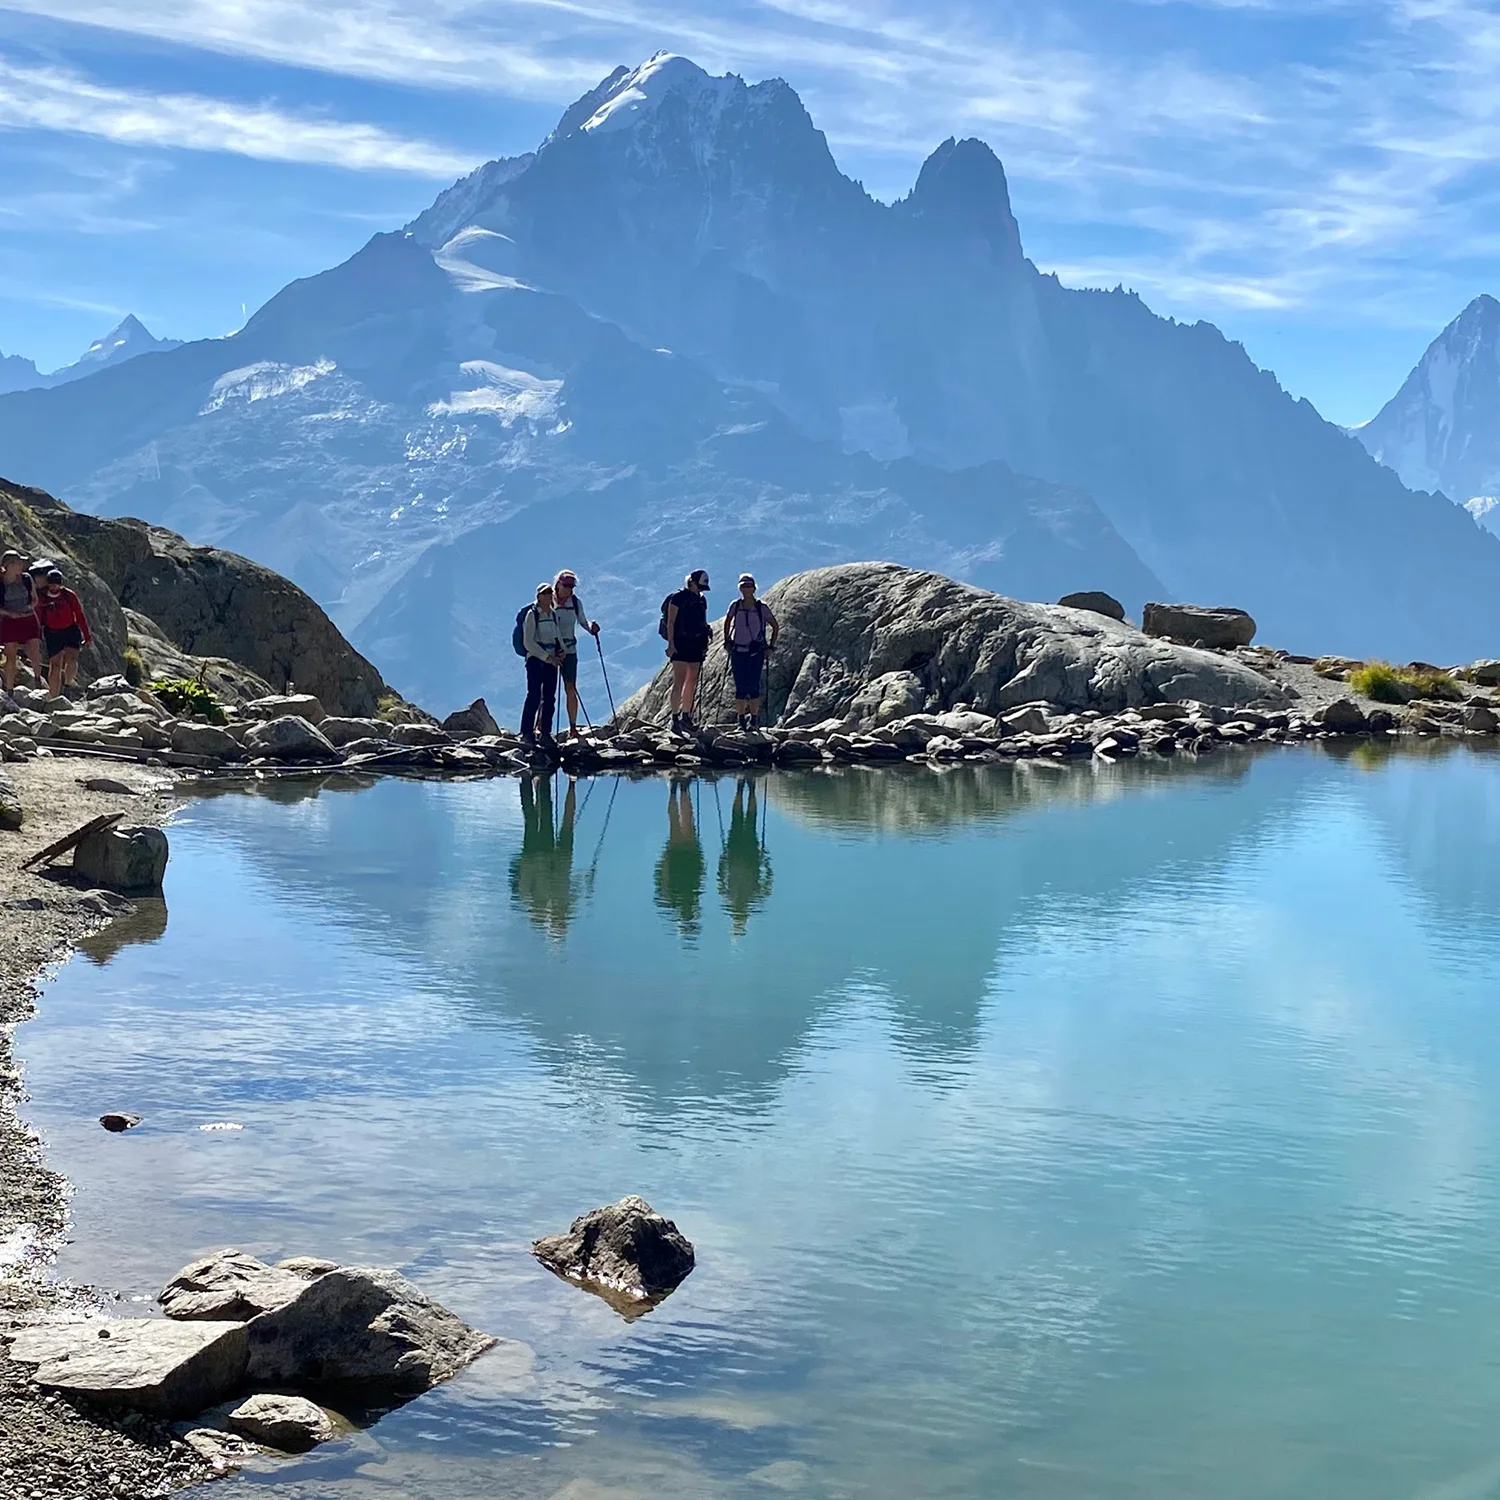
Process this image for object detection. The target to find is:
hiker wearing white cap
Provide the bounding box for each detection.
[723,573,778,729]
[660,568,712,734]
[552,569,600,739]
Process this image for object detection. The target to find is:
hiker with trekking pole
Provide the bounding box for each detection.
[724,573,778,730]
[551,569,602,740]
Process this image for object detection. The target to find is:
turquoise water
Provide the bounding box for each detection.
[20,746,1500,1499]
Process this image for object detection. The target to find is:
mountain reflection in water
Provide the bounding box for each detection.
[19,746,1500,1500]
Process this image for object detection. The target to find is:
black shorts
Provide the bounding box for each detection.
[672,638,710,665]
[560,653,578,685]
[44,624,84,655]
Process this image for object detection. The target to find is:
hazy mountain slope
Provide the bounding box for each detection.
[1358,296,1500,535]
[0,232,1154,714]
[410,54,1500,662]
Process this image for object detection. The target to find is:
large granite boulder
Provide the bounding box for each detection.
[7,1318,247,1418]
[244,716,339,762]
[442,699,501,738]
[74,824,169,893]
[533,1196,696,1311]
[244,693,327,724]
[626,564,1285,729]
[1142,602,1257,649]
[170,721,241,759]
[160,1250,495,1395]
[17,483,392,715]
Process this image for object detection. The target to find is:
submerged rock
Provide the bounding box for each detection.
[227,1392,340,1452]
[73,824,168,893]
[8,1317,248,1418]
[533,1196,696,1312]
[1142,602,1256,649]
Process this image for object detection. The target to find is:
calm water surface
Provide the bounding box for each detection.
[20,746,1500,1499]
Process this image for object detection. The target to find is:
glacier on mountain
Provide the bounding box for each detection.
[3,57,1500,714]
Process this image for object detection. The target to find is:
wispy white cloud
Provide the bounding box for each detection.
[0,55,478,174]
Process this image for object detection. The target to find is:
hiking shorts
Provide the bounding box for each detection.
[0,615,39,647]
[672,636,710,666]
[44,624,84,656]
[731,644,765,700]
[560,653,579,685]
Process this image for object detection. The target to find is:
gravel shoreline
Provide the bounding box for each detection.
[0,757,213,1499]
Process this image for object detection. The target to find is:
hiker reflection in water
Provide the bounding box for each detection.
[510,775,578,939]
[718,778,773,936]
[654,779,706,939]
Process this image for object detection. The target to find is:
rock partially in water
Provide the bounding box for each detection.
[533,1195,696,1313]
[243,1265,496,1394]
[1314,698,1368,734]
[161,1249,312,1322]
[244,715,339,763]
[8,1317,248,1418]
[170,721,240,759]
[227,1392,341,1452]
[99,1112,142,1132]
[73,823,168,893]
[1142,602,1256,649]
[1058,590,1126,621]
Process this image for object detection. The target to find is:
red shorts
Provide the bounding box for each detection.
[1,614,40,646]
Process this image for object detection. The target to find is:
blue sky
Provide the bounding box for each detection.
[1,0,1498,424]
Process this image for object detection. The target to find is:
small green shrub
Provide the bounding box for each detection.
[376,692,404,723]
[1348,661,1406,703]
[1348,661,1463,705]
[150,676,226,724]
[121,646,145,688]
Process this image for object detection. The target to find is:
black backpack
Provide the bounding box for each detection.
[511,606,533,657]
[657,592,675,641]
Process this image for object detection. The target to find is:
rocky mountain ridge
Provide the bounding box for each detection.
[0,317,180,397]
[1,56,1499,714]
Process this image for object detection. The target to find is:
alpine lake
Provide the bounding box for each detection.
[19,740,1500,1500]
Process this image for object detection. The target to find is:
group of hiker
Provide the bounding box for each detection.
[515,566,780,748]
[0,548,92,699]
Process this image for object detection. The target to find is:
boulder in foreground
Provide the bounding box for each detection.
[244,715,338,763]
[8,1317,247,1418]
[74,823,168,893]
[533,1196,696,1313]
[160,1250,494,1395]
[1142,602,1257,649]
[442,699,501,738]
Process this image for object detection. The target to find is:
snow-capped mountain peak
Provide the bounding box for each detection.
[1359,294,1500,514]
[577,52,741,136]
[73,314,175,371]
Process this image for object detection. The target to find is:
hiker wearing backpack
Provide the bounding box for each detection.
[0,549,42,698]
[516,582,565,751]
[723,573,778,729]
[660,569,712,734]
[552,569,601,739]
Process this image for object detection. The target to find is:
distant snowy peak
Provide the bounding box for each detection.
[1359,294,1500,502]
[575,52,744,137]
[70,314,180,373]
[408,153,535,251]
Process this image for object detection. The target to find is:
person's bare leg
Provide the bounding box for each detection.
[670,661,686,717]
[25,640,42,689]
[62,647,79,688]
[565,678,580,735]
[682,663,702,720]
[2,644,15,695]
[48,653,63,699]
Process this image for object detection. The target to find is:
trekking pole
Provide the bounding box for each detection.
[594,635,619,728]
